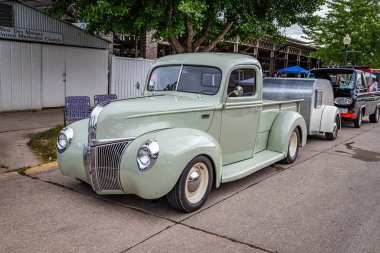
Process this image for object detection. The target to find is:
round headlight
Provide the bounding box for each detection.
[58,133,68,149]
[137,148,151,165]
[334,97,353,106]
[57,127,74,153]
[136,140,159,171]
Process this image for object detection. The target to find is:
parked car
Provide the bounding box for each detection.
[57,53,307,212]
[263,78,340,140]
[309,68,380,127]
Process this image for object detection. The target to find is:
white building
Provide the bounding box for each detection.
[0,1,110,111]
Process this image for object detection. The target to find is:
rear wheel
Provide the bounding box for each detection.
[353,110,362,128]
[369,106,379,123]
[166,155,213,212]
[326,115,340,140]
[282,128,300,164]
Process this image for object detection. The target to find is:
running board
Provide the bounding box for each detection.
[221,150,285,183]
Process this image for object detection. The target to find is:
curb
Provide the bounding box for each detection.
[0,161,58,179]
[0,172,18,180]
[25,162,58,175]
[25,161,58,175]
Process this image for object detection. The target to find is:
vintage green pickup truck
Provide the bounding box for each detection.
[57,53,307,212]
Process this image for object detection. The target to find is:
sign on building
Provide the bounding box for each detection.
[0,26,63,44]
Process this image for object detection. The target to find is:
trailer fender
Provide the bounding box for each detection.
[320,106,341,133]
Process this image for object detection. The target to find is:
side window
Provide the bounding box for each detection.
[362,74,368,89]
[227,68,256,97]
[356,73,366,89]
[315,89,323,109]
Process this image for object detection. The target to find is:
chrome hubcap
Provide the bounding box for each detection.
[185,162,209,204]
[187,171,200,193]
[288,131,298,158]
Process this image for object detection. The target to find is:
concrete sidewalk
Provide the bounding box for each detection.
[0,118,379,253]
[0,109,63,172]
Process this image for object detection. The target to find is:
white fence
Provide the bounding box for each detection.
[110,56,154,99]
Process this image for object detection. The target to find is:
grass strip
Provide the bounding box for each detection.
[27,125,63,163]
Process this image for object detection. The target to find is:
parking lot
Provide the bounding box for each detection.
[1,117,380,253]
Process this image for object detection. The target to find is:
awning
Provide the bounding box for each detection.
[277,66,309,75]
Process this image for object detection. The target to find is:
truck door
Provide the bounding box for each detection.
[360,72,377,115]
[355,72,367,115]
[220,66,262,165]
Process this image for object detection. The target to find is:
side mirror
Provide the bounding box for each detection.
[233,86,244,97]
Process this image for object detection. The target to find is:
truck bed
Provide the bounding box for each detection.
[255,99,303,153]
[221,99,303,183]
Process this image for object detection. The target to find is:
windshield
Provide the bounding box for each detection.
[309,70,356,89]
[147,65,222,95]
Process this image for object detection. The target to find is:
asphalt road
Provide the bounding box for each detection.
[1,119,379,253]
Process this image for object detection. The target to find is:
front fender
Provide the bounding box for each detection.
[57,119,89,181]
[120,128,222,199]
[320,106,340,133]
[267,111,307,154]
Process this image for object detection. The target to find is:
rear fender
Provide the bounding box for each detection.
[267,111,307,154]
[120,128,222,199]
[320,106,340,133]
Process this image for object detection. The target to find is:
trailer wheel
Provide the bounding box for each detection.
[282,128,300,164]
[326,115,340,140]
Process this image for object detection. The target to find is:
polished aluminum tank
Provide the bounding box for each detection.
[263,78,334,131]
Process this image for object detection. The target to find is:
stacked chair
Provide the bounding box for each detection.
[64,94,117,126]
[94,94,118,106]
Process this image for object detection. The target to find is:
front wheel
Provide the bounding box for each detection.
[282,128,300,164]
[326,115,340,140]
[353,110,362,128]
[166,155,213,212]
[369,107,379,123]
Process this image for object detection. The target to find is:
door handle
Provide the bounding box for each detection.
[201,113,210,119]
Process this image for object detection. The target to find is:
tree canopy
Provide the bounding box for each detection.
[303,0,380,67]
[51,0,324,53]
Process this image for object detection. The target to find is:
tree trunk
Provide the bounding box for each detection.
[166,0,185,54]
[201,21,234,52]
[185,18,194,52]
[192,18,213,52]
[168,37,186,54]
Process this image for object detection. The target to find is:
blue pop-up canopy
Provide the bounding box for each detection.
[277,66,309,75]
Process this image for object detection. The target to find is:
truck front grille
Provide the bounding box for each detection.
[85,140,132,193]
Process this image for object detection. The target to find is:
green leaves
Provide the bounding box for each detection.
[50,0,324,53]
[304,0,380,67]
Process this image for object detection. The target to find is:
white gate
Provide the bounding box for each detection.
[110,56,154,99]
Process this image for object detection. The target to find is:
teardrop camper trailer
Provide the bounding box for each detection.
[263,78,340,140]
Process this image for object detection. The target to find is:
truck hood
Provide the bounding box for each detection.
[95,95,217,140]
